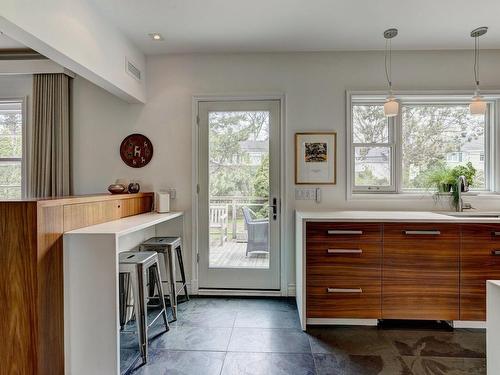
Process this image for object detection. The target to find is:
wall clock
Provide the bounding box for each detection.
[120,133,154,168]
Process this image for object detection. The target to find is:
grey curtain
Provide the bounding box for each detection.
[30,73,71,198]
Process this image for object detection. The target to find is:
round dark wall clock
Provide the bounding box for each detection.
[120,133,154,168]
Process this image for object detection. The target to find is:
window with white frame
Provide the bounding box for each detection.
[0,100,24,199]
[349,94,493,194]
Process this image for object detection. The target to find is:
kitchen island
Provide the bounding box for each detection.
[296,210,500,330]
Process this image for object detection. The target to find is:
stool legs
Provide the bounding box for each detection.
[150,261,170,331]
[119,273,130,330]
[175,245,190,301]
[166,248,178,321]
[130,265,148,363]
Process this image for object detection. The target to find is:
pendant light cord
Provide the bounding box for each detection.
[385,39,392,91]
[474,36,480,89]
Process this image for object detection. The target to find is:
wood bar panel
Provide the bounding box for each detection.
[0,193,153,375]
[0,203,38,375]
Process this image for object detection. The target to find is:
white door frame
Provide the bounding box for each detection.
[191,93,287,296]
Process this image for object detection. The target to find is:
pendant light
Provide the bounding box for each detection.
[470,27,488,116]
[383,28,399,117]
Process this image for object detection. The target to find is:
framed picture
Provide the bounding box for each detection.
[295,132,337,184]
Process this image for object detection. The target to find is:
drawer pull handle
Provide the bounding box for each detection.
[327,288,363,293]
[493,232,500,237]
[403,230,441,235]
[327,249,362,254]
[492,250,500,256]
[327,230,363,235]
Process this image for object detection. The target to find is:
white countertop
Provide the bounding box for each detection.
[296,210,500,223]
[65,211,183,237]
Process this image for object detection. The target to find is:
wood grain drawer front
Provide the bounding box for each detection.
[461,224,500,241]
[382,237,459,320]
[306,241,381,269]
[460,240,500,321]
[384,223,460,240]
[63,201,122,231]
[119,197,153,218]
[307,275,381,319]
[306,222,382,242]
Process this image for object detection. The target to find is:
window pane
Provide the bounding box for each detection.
[0,161,21,199]
[353,105,389,143]
[354,146,391,187]
[402,105,485,189]
[0,102,22,158]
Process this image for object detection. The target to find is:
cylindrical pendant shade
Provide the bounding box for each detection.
[470,96,487,115]
[384,99,399,117]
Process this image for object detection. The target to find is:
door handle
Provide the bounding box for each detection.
[403,230,441,235]
[270,197,277,221]
[327,249,363,254]
[327,230,363,235]
[327,288,363,293]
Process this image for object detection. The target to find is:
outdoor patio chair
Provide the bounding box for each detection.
[209,205,228,246]
[242,206,269,256]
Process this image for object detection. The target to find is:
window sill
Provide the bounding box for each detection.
[349,191,500,201]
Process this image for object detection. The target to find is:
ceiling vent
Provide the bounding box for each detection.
[125,57,142,81]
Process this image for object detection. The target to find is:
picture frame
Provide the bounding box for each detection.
[295,132,337,185]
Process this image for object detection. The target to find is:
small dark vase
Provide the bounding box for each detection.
[128,182,140,194]
[108,184,126,194]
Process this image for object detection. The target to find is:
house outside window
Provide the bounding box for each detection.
[0,99,24,199]
[348,93,495,195]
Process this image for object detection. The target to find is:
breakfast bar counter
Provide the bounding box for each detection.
[64,211,184,375]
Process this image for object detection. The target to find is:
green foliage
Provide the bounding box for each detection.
[356,166,389,186]
[253,154,269,198]
[450,162,477,186]
[0,111,22,199]
[422,164,455,192]
[209,111,269,198]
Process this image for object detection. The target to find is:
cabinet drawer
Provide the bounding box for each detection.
[460,240,500,321]
[384,223,460,240]
[307,275,381,319]
[306,222,382,242]
[306,241,381,269]
[461,224,500,242]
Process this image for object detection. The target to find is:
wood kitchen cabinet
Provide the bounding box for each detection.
[460,224,500,320]
[300,216,500,327]
[306,222,382,319]
[0,193,153,375]
[382,223,460,320]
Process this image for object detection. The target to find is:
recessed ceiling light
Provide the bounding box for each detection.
[149,33,163,41]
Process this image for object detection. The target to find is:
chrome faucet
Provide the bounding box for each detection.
[457,175,472,212]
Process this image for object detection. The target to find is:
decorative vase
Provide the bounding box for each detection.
[128,182,140,194]
[108,184,126,194]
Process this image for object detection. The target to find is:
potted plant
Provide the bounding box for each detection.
[450,162,476,192]
[424,166,455,193]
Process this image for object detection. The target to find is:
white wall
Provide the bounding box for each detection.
[72,50,500,292]
[0,0,146,103]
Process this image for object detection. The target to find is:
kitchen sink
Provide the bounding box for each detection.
[442,212,500,218]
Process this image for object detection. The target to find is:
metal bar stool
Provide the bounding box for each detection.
[119,251,169,364]
[140,237,189,321]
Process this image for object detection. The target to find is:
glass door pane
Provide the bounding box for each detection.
[208,111,270,269]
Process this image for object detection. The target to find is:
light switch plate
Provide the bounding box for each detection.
[295,187,319,201]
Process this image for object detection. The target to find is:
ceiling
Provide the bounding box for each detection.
[0,33,26,50]
[90,0,500,55]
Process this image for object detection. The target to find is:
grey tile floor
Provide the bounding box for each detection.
[120,297,486,375]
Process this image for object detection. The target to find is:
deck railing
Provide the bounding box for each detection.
[209,196,268,239]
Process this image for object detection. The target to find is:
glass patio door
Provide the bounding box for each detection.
[197,100,280,290]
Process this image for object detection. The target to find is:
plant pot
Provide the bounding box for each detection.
[438,183,452,193]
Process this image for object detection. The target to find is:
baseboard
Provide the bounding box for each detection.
[453,320,486,329]
[287,283,296,297]
[197,289,283,297]
[307,318,378,326]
